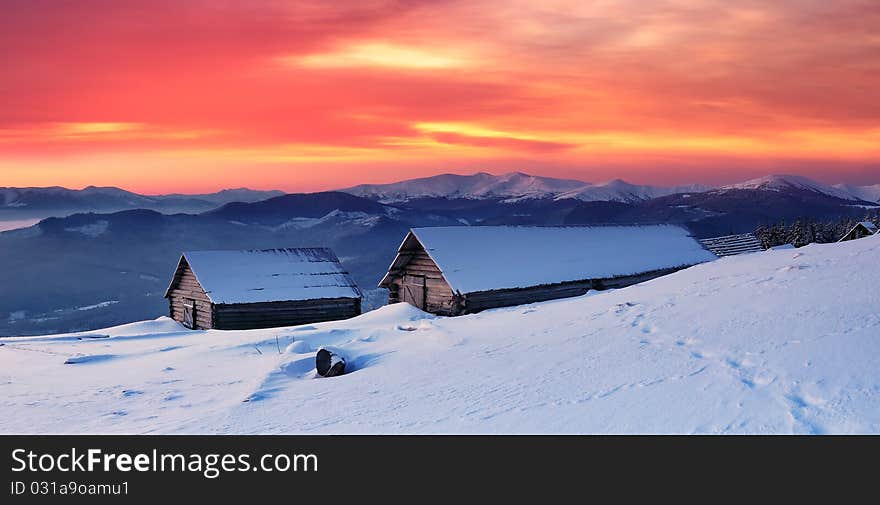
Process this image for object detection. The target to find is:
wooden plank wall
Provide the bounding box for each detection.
[461,266,684,315]
[167,262,214,329]
[213,298,361,330]
[463,279,594,313]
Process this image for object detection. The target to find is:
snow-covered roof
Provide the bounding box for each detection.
[381,225,717,294]
[166,248,360,304]
[699,233,765,257]
[858,221,878,233]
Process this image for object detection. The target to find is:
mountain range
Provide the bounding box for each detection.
[342,171,711,203]
[832,183,880,204]
[0,186,284,221]
[1,172,878,336]
[2,173,877,225]
[342,171,880,204]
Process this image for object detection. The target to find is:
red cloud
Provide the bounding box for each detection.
[1,0,878,190]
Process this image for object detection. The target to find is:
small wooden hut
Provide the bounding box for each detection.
[838,221,878,242]
[164,248,361,330]
[378,225,717,316]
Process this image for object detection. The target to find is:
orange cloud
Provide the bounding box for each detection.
[0,0,878,191]
[292,42,475,70]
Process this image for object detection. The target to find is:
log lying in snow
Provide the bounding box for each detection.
[76,334,110,340]
[316,348,346,377]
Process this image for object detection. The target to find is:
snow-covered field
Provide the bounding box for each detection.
[1,235,878,434]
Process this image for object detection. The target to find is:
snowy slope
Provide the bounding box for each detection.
[834,183,880,203]
[557,179,709,203]
[1,235,879,434]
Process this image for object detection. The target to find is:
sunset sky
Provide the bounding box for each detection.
[2,0,879,193]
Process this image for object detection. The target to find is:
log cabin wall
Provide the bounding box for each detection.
[460,266,684,315]
[212,298,361,330]
[166,260,214,329]
[592,266,681,290]
[462,279,595,314]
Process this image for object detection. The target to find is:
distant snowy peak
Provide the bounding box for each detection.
[343,172,706,204]
[720,174,858,201]
[834,183,880,203]
[473,172,590,199]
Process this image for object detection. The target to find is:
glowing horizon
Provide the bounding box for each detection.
[2,0,878,193]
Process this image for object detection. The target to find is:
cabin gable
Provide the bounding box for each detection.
[839,222,878,242]
[164,257,214,329]
[379,232,460,315]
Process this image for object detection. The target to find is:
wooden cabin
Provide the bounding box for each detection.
[699,233,765,257]
[838,221,878,242]
[164,248,361,330]
[379,225,717,316]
